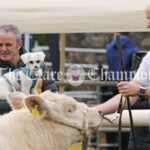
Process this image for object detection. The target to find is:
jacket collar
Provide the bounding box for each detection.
[0,47,27,70]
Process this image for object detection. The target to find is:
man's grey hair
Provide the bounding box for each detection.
[0,24,22,43]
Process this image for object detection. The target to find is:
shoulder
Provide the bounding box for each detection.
[146,51,150,56]
[142,51,150,61]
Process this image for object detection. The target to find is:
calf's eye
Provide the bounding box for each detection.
[68,105,76,113]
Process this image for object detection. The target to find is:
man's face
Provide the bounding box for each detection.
[0,32,22,62]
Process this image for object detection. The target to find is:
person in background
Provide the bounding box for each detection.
[93,6,150,150]
[0,24,58,114]
[47,34,60,81]
[106,32,139,95]
[95,49,150,150]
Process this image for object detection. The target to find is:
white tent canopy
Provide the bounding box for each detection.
[0,0,149,33]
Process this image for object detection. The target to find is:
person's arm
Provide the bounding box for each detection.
[94,79,150,115]
[118,80,150,99]
[118,51,150,99]
[95,51,150,115]
[94,80,141,115]
[94,93,138,115]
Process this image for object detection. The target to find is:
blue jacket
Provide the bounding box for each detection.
[106,35,139,91]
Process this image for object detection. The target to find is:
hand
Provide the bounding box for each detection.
[117,81,141,97]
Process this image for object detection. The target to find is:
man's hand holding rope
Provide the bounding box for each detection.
[117,81,141,97]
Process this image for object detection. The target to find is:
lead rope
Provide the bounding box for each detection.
[81,136,89,150]
[81,108,89,150]
[118,95,137,150]
[81,108,113,150]
[116,34,137,150]
[118,95,123,150]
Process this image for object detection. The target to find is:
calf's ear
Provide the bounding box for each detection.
[24,95,48,118]
[7,92,26,110]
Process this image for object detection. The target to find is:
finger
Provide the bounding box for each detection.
[118,86,127,92]
[118,86,124,91]
[119,89,128,95]
[122,93,129,97]
[121,90,128,97]
[117,81,128,87]
[119,90,124,94]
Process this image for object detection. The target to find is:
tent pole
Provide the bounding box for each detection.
[24,34,30,52]
[60,33,66,93]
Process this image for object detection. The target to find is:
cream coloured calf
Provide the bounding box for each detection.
[0,91,103,150]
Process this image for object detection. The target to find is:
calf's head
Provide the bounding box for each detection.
[8,91,103,135]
